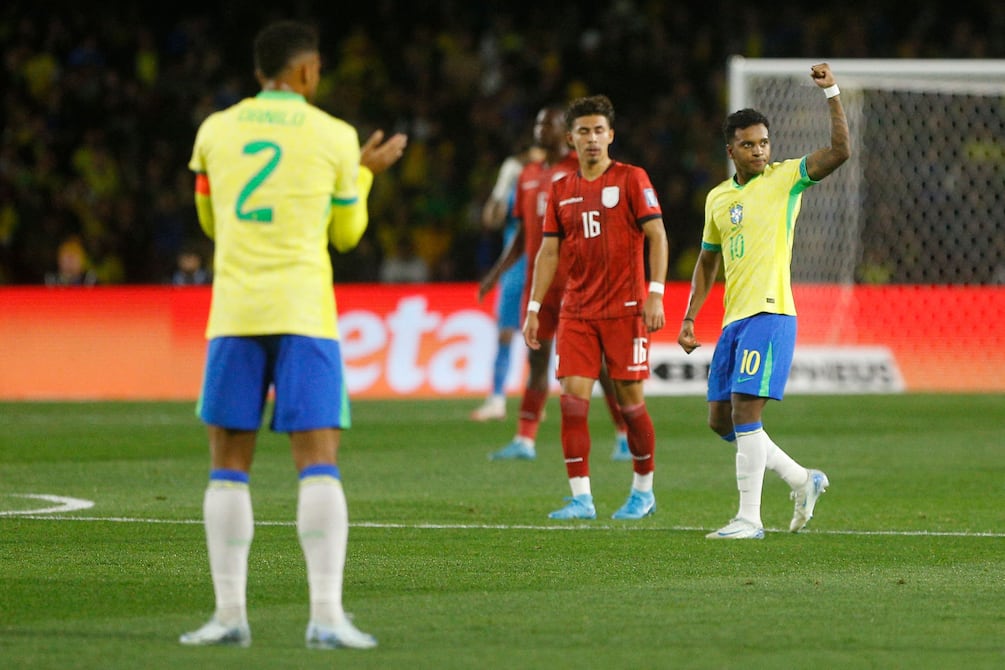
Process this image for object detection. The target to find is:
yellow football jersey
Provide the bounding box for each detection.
[702,158,816,327]
[189,90,365,338]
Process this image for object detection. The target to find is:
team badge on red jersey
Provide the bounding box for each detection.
[602,186,620,208]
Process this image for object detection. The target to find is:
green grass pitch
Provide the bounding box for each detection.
[1,394,1002,669]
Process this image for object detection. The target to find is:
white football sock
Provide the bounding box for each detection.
[763,432,809,489]
[204,481,253,626]
[632,472,654,493]
[569,476,592,497]
[735,427,768,527]
[298,475,348,629]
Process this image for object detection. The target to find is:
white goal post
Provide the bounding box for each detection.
[727,57,1005,285]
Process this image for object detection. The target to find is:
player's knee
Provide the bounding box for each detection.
[708,415,731,436]
[707,401,733,436]
[559,394,590,421]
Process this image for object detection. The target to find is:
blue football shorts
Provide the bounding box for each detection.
[198,334,350,432]
[496,255,526,331]
[707,313,796,402]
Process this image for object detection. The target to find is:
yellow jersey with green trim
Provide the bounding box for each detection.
[701,157,816,327]
[189,90,362,339]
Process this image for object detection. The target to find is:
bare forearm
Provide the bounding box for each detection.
[494,232,524,277]
[806,63,851,180]
[481,198,507,230]
[828,98,851,162]
[529,243,558,304]
[480,226,524,297]
[644,219,669,286]
[684,251,719,320]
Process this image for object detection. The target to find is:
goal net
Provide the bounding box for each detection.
[727,57,1005,285]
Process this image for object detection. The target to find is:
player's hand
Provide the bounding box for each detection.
[678,320,700,354]
[810,63,835,88]
[643,294,665,333]
[360,130,408,175]
[522,312,541,350]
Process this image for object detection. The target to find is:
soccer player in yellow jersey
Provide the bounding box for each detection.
[180,21,406,649]
[678,63,850,539]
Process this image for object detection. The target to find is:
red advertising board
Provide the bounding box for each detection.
[1,284,1002,400]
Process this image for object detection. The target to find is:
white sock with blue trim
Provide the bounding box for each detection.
[204,469,253,626]
[297,464,348,628]
[763,432,808,489]
[734,423,767,527]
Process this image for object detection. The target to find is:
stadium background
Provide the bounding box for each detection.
[1,1,1003,397]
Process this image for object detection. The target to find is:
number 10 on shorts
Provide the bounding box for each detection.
[741,348,761,375]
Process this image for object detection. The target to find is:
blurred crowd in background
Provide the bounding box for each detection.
[1,1,1002,286]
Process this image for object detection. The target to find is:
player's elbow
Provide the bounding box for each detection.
[833,143,851,165]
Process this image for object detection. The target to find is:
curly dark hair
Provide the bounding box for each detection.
[253,20,319,79]
[565,94,615,129]
[723,108,770,144]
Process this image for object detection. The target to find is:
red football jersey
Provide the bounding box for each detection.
[514,152,581,302]
[543,161,662,320]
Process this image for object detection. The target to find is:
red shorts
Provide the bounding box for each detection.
[555,316,651,380]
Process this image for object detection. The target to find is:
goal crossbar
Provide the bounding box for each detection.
[729,57,1005,106]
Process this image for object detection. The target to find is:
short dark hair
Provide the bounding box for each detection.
[723,108,770,144]
[565,95,615,129]
[253,20,319,79]
[540,103,567,119]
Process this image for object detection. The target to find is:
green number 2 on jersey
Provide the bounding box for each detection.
[235,140,281,223]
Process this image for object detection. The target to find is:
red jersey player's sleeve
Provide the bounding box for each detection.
[629,167,662,224]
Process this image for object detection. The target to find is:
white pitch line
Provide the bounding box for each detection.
[0,494,95,516]
[2,514,1003,538]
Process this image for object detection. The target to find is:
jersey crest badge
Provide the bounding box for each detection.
[602,186,620,208]
[643,188,658,208]
[729,202,743,226]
